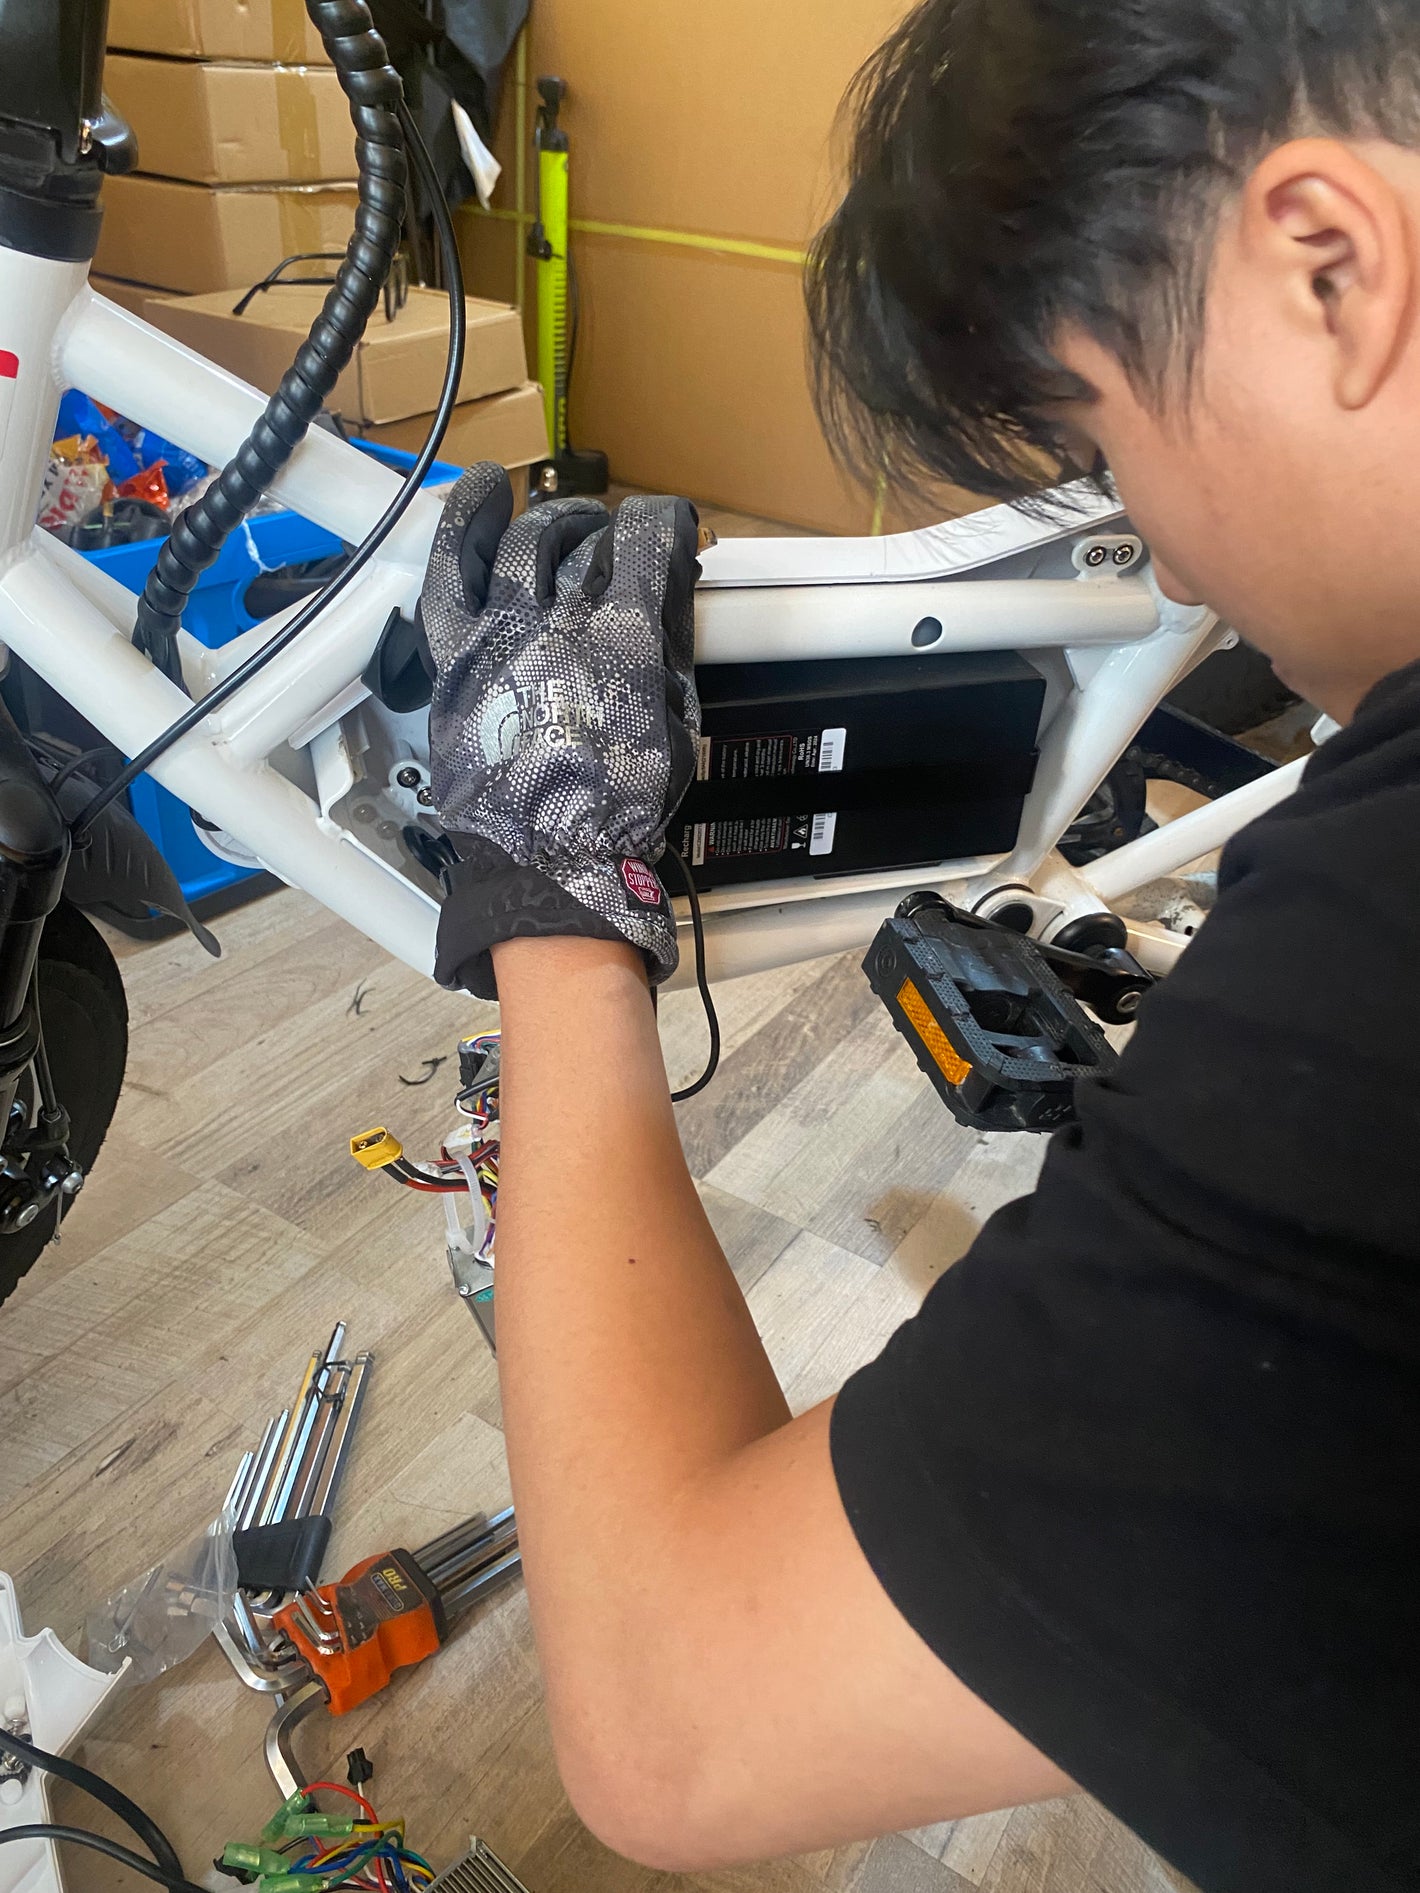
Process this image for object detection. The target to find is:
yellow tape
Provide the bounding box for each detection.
[472,196,892,530]
[471,204,807,268]
[271,0,320,63]
[274,66,321,180]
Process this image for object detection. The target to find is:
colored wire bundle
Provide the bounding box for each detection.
[378,1036,500,1265]
[228,1782,438,1893]
[454,1036,501,1132]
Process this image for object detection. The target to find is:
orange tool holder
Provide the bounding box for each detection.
[274,1548,447,1715]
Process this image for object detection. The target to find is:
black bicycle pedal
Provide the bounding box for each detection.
[864,900,1120,1133]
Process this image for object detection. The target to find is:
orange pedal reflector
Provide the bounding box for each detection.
[896,977,973,1086]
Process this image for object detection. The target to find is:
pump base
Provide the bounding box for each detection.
[531,449,610,500]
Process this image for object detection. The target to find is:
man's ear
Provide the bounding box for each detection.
[1238,137,1414,409]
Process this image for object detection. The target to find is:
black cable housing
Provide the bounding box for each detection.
[131,0,407,681]
[0,1828,208,1893]
[666,845,722,1103]
[0,1727,183,1880]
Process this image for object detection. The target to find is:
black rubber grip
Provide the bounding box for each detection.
[132,0,407,679]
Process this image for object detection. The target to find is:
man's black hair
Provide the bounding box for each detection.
[807,0,1420,502]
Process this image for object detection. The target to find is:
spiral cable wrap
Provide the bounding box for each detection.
[132,0,407,679]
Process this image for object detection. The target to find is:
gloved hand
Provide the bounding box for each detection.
[422,462,703,1000]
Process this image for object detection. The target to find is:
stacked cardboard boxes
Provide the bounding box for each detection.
[91,0,546,482]
[140,283,549,491]
[94,0,357,299]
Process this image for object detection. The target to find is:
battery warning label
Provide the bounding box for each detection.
[689,727,847,866]
[697,727,846,784]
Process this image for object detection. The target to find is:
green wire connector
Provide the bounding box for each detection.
[261,1792,310,1844]
[220,1844,289,1878]
[261,1792,358,1844]
[258,1873,338,1893]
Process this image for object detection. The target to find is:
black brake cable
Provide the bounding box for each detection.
[666,844,722,1103]
[0,1829,208,1893]
[71,97,465,843]
[0,1726,184,1880]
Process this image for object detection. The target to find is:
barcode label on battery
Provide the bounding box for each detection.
[691,823,707,867]
[818,728,847,773]
[696,737,713,782]
[810,813,838,856]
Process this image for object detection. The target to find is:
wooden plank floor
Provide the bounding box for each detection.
[0,882,1192,1893]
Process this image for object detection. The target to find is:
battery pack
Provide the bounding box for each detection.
[679,651,1046,889]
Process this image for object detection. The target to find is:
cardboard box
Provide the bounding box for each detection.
[358,382,549,475]
[526,234,885,535]
[96,174,359,294]
[107,0,331,63]
[106,54,355,186]
[462,0,995,535]
[496,0,905,251]
[90,274,167,317]
[141,285,529,424]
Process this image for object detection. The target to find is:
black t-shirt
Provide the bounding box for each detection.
[831,660,1420,1893]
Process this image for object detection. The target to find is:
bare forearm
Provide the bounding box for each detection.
[491,939,790,1722]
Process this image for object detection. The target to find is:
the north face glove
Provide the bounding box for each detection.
[422,462,703,1001]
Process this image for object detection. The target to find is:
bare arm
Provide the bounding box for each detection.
[491,934,1071,1870]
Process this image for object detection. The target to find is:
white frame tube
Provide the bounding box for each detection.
[1084,757,1308,902]
[0,254,1303,993]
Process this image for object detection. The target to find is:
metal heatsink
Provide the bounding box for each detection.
[429,1841,533,1893]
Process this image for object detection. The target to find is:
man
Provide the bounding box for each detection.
[418,3,1420,1889]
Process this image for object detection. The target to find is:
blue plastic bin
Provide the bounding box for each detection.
[80,440,460,909]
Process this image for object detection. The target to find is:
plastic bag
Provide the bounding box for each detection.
[37,439,109,539]
[116,462,171,510]
[84,1513,237,1686]
[53,390,210,500]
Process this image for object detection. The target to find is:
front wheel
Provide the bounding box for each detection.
[0,902,128,1307]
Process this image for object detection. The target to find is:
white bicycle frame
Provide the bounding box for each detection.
[0,249,1304,988]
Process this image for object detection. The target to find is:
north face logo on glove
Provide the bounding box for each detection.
[620,859,665,908]
[479,680,599,766]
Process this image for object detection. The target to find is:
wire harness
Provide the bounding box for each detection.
[220,1781,438,1893]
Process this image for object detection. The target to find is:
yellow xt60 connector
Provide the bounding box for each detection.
[350,1127,404,1171]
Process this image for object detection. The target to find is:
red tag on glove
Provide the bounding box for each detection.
[620,859,664,908]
